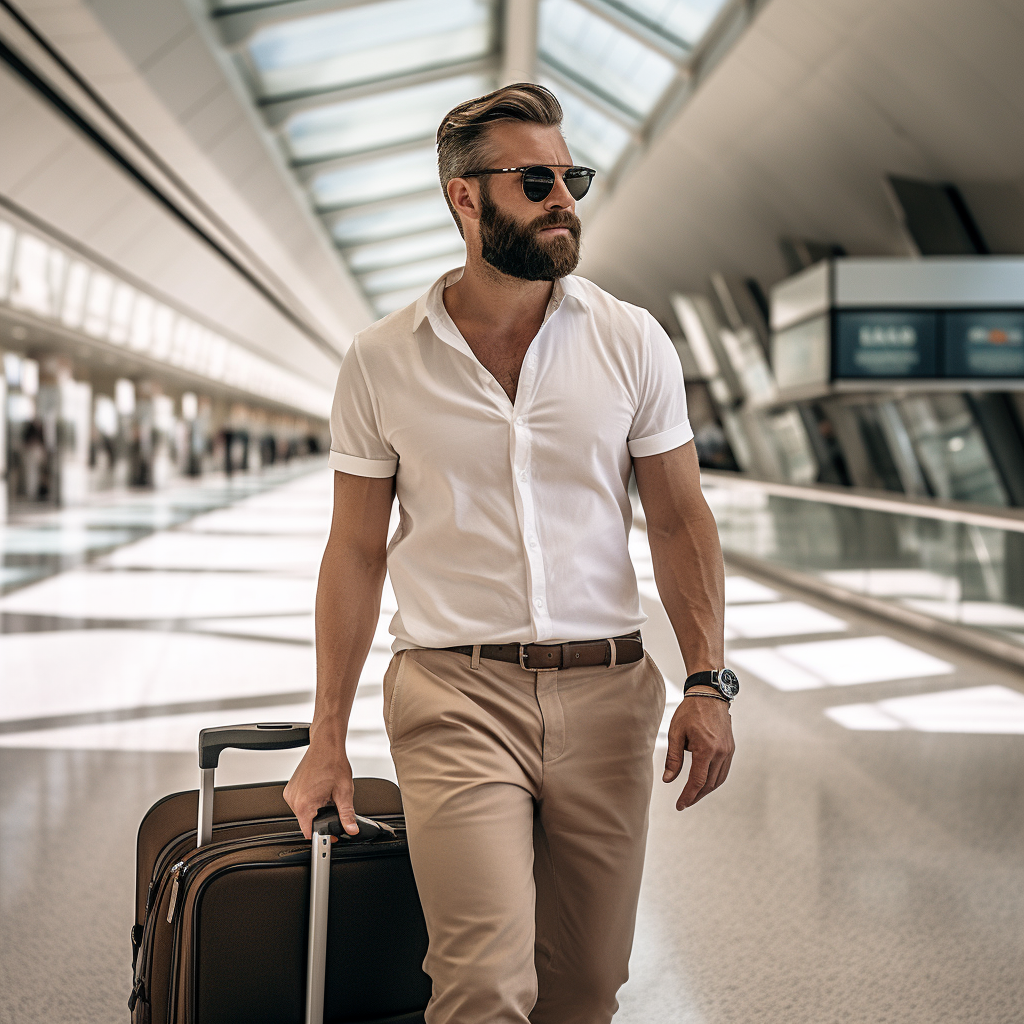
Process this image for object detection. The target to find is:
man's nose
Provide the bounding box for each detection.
[543,172,575,211]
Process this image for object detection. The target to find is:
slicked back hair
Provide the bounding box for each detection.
[437,83,563,237]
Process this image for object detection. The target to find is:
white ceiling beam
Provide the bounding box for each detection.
[501,0,539,85]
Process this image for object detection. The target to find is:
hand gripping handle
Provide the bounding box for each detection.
[196,722,310,847]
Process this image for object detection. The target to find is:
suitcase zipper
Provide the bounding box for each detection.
[165,863,185,924]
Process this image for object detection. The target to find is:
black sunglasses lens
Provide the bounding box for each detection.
[521,167,555,202]
[564,168,593,200]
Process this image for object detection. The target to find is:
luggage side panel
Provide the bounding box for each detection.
[193,849,430,1024]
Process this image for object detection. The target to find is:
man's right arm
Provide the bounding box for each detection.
[283,470,395,838]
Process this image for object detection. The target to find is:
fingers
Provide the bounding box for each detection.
[663,741,685,783]
[676,753,711,811]
[333,783,359,837]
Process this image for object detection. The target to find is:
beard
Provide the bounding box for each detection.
[478,184,582,281]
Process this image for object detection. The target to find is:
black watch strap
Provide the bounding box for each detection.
[683,669,738,700]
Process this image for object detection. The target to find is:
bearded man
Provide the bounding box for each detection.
[285,83,737,1024]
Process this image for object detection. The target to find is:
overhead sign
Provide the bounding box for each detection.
[834,311,939,378]
[944,311,1024,377]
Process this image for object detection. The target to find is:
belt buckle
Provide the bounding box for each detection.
[519,644,559,671]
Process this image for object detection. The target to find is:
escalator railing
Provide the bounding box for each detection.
[648,470,1024,669]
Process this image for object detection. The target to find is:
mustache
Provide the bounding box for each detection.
[531,210,581,234]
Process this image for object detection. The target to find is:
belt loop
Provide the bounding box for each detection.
[470,645,481,670]
[607,637,617,668]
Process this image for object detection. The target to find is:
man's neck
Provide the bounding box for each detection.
[443,254,555,339]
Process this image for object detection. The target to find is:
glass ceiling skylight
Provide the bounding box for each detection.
[286,72,493,162]
[213,0,737,318]
[311,146,440,209]
[542,78,631,171]
[248,0,495,98]
[330,193,455,246]
[539,0,676,117]
[610,0,730,47]
[346,225,466,273]
[359,253,465,295]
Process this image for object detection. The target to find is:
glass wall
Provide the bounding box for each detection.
[705,482,1024,654]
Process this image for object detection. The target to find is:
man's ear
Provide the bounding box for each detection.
[447,177,481,229]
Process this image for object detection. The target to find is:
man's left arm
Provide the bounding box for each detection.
[633,440,735,811]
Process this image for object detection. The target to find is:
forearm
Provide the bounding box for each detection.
[647,499,725,674]
[311,541,387,742]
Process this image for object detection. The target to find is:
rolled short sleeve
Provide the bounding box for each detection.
[328,344,398,478]
[627,312,693,458]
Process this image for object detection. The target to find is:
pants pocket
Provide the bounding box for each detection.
[382,652,408,741]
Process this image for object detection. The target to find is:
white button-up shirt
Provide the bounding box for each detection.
[328,268,692,652]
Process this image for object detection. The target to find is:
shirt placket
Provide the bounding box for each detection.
[510,345,552,640]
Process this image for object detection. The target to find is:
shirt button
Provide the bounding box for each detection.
[534,598,544,609]
[518,471,527,481]
[515,416,524,426]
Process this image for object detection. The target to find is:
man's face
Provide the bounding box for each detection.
[465,122,583,281]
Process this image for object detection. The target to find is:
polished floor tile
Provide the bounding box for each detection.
[2,468,1023,1024]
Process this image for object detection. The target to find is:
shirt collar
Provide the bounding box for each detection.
[412,266,588,351]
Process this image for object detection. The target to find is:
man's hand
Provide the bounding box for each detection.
[662,695,735,810]
[283,729,360,839]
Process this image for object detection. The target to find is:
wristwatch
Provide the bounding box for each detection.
[683,668,740,702]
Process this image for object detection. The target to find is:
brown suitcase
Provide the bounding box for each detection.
[129,722,430,1023]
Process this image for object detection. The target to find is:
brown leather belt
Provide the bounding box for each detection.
[444,631,643,671]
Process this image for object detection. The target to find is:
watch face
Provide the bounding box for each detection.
[718,669,740,698]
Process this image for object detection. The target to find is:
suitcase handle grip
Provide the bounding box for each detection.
[198,722,310,769]
[312,806,396,842]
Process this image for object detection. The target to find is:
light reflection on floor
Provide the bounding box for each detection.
[826,684,1024,733]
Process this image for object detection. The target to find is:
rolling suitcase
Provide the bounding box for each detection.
[129,722,431,1023]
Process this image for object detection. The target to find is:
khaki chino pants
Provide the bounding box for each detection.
[382,647,666,1024]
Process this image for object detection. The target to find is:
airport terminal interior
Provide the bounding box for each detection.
[1,0,1023,1021]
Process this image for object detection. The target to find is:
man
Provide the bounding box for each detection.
[284,83,736,1024]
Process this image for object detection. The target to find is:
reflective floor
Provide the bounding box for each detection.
[1,467,1022,1023]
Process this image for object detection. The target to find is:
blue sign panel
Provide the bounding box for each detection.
[834,310,939,378]
[944,311,1024,377]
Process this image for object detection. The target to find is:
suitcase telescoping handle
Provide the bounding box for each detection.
[197,722,311,846]
[306,807,396,1024]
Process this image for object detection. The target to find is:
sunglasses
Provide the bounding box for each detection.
[462,165,597,202]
